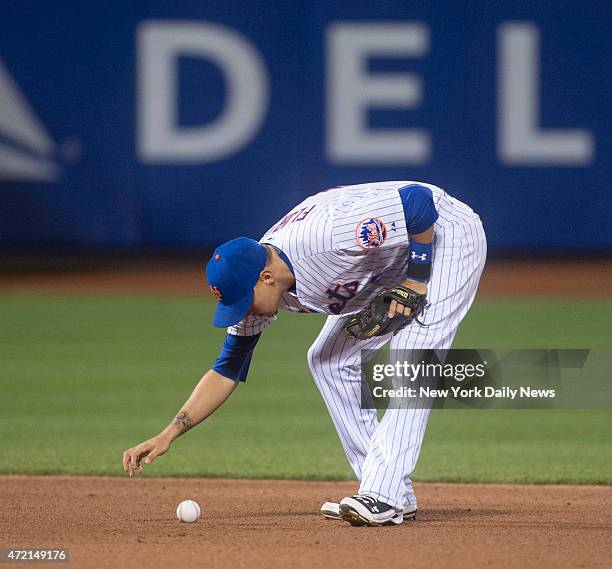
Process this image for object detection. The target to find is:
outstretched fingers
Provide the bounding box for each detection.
[122,445,147,477]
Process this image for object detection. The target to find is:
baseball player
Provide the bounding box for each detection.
[123,180,486,527]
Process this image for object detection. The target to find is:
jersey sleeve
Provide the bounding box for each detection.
[211,315,275,382]
[227,314,276,336]
[398,183,439,234]
[212,333,261,382]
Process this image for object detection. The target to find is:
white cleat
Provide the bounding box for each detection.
[321,499,417,523]
[321,501,342,519]
[339,495,403,526]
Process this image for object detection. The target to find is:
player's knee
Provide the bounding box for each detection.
[307,343,361,385]
[306,343,323,374]
[306,343,338,381]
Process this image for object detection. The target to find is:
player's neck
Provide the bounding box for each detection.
[269,248,296,293]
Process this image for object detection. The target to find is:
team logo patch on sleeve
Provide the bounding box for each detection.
[356,218,387,249]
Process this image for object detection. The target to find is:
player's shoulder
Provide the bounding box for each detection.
[259,194,333,258]
[259,181,445,258]
[319,180,446,206]
[327,180,444,252]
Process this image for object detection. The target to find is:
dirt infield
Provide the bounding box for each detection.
[1,260,611,296]
[1,477,610,569]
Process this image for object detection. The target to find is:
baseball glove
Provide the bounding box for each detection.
[343,285,428,340]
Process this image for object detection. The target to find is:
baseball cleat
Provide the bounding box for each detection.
[339,495,404,526]
[321,500,416,521]
[321,501,341,519]
[402,503,418,519]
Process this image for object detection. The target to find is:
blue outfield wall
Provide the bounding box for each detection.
[0,1,610,253]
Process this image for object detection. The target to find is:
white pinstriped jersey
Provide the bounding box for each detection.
[228,181,480,337]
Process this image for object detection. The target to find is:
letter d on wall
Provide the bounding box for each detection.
[137,21,269,163]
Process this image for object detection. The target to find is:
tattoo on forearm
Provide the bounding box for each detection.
[173,410,193,434]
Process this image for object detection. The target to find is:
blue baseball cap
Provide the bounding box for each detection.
[206,237,268,327]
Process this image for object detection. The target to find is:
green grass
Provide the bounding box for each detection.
[0,295,611,484]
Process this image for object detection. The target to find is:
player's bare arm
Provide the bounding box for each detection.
[122,370,238,478]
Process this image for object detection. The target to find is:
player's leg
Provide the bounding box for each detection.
[306,316,389,480]
[357,215,487,512]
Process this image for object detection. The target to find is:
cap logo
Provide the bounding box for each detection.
[356,217,387,249]
[209,285,223,301]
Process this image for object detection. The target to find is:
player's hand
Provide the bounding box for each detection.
[122,434,172,478]
[388,280,427,318]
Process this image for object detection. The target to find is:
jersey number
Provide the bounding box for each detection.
[326,281,359,314]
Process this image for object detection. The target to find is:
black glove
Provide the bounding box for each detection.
[343,285,428,340]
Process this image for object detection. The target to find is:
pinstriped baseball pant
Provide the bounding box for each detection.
[306,213,486,510]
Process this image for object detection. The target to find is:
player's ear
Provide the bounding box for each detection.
[260,269,275,286]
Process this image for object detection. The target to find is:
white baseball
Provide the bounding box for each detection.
[176,500,201,523]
